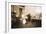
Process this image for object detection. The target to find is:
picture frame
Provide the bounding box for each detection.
[5,1,44,33]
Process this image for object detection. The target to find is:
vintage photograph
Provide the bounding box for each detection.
[11,5,42,28]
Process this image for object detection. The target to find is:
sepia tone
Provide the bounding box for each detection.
[11,5,42,28]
